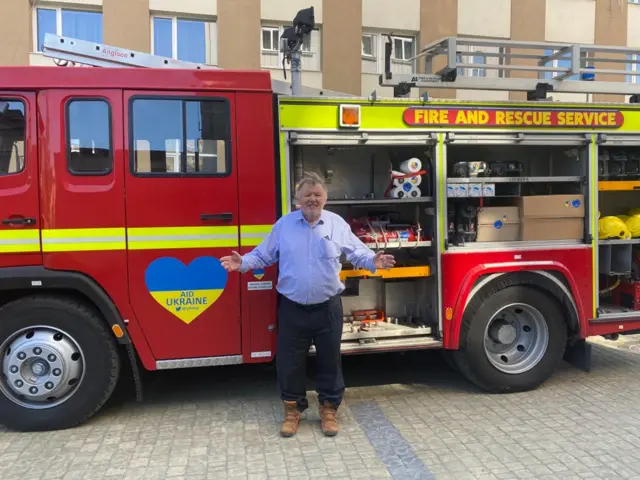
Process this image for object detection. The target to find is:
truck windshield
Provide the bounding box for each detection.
[0,100,25,175]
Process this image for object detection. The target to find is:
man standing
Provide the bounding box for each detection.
[221,172,395,437]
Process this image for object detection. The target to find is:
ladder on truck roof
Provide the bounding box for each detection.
[380,36,640,100]
[41,32,351,98]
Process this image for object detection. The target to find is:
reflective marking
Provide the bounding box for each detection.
[0,229,41,253]
[3,224,274,253]
[127,226,239,250]
[41,228,126,252]
[240,224,272,246]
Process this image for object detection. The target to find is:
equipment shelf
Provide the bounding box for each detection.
[599,239,640,245]
[447,176,582,184]
[339,265,430,281]
[599,181,640,191]
[362,240,432,250]
[325,197,434,205]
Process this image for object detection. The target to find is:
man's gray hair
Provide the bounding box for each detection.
[295,171,327,198]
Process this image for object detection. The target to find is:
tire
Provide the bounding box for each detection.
[452,285,567,393]
[0,295,121,431]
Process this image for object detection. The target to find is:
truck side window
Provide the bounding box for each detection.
[0,100,26,176]
[66,99,113,175]
[130,97,230,176]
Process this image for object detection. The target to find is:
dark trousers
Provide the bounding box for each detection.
[276,294,345,412]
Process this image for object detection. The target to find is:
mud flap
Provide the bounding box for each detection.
[125,343,145,402]
[563,339,592,373]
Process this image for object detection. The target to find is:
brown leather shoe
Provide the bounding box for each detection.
[280,401,301,437]
[319,402,339,436]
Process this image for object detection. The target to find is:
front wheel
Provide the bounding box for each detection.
[0,295,121,431]
[452,285,567,393]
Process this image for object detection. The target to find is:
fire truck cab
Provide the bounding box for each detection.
[1,25,640,432]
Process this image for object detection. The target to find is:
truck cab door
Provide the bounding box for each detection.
[123,91,241,361]
[0,93,40,266]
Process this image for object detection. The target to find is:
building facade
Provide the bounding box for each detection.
[2,0,640,102]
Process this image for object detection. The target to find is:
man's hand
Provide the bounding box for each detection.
[374,251,396,270]
[221,251,242,272]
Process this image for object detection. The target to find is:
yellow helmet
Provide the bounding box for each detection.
[627,214,640,237]
[599,216,632,240]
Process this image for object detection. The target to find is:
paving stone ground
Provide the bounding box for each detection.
[2,336,640,480]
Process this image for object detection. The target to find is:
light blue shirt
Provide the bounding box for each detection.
[240,209,377,305]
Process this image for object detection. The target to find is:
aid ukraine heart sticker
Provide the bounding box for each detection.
[144,256,228,324]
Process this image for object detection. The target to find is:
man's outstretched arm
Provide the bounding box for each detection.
[239,221,281,272]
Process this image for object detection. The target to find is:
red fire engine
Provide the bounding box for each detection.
[1,9,640,432]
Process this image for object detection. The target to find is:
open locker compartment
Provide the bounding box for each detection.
[444,134,589,249]
[596,138,640,319]
[287,141,442,353]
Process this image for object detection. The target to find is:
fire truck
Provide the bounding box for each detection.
[2,8,640,432]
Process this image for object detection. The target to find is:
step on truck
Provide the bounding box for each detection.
[1,8,640,431]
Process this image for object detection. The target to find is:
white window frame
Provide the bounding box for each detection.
[32,5,103,53]
[150,15,216,64]
[392,35,415,62]
[629,0,640,4]
[362,34,375,59]
[261,25,314,56]
[628,54,640,84]
[261,26,280,52]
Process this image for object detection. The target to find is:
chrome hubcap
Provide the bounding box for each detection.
[1,327,84,409]
[483,303,549,375]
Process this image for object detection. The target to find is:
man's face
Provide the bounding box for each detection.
[298,183,327,219]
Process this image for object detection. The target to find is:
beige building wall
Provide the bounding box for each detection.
[593,0,627,103]
[217,0,260,69]
[104,0,150,52]
[508,0,546,102]
[420,0,458,100]
[0,0,638,102]
[0,0,31,66]
[322,0,361,95]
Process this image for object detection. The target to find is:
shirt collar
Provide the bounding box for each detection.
[296,209,325,226]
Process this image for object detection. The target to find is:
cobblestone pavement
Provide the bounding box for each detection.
[2,338,640,480]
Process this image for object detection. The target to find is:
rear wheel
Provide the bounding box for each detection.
[452,285,567,393]
[0,295,120,431]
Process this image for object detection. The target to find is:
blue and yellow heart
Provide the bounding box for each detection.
[144,256,228,324]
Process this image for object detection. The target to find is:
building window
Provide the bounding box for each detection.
[362,34,375,58]
[630,0,640,4]
[260,25,319,70]
[131,98,230,176]
[543,49,575,80]
[35,8,103,52]
[66,99,112,175]
[152,16,217,65]
[261,27,280,52]
[393,36,414,62]
[0,100,25,176]
[627,54,640,84]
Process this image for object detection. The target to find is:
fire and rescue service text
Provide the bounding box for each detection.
[403,107,624,128]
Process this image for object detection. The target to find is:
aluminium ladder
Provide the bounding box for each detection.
[40,33,350,98]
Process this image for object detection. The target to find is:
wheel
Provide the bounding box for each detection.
[0,295,121,431]
[452,285,567,393]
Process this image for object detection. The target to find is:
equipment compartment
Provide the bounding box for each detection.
[596,142,640,317]
[445,139,588,248]
[288,143,440,352]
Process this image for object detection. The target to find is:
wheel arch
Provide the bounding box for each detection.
[0,266,131,345]
[448,268,583,349]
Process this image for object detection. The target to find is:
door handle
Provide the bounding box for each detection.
[2,217,36,226]
[200,212,233,222]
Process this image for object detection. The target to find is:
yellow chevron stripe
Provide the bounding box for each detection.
[240,224,273,247]
[41,228,126,252]
[2,224,273,253]
[0,229,41,254]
